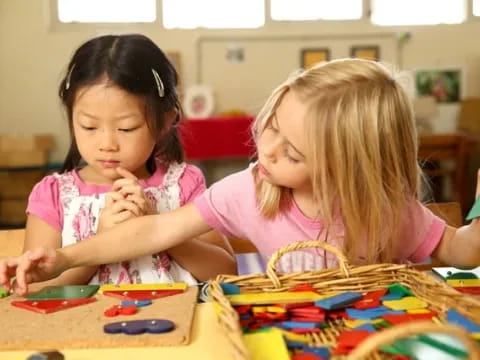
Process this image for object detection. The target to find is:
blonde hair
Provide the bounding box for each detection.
[252,59,420,264]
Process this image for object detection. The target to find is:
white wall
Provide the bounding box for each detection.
[1,0,480,162]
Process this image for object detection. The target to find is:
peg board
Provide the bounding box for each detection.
[0,286,198,350]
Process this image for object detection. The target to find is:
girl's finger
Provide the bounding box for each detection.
[116,167,138,181]
[125,195,148,212]
[117,184,144,198]
[105,191,124,206]
[111,200,143,217]
[113,210,137,223]
[112,178,139,192]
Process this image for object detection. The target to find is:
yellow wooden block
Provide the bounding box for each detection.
[252,306,268,313]
[98,282,188,293]
[447,279,480,287]
[267,306,287,313]
[244,329,290,360]
[383,296,427,311]
[344,318,384,328]
[471,333,480,340]
[407,308,431,314]
[273,328,309,343]
[227,291,331,306]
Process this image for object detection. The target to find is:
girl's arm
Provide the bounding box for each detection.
[167,231,237,281]
[431,170,480,268]
[23,215,98,291]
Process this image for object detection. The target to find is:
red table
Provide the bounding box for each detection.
[180,116,255,160]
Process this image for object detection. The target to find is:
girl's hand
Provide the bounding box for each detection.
[98,191,143,233]
[0,248,65,296]
[112,167,155,215]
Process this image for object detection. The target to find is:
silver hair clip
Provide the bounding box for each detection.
[151,69,165,98]
[65,64,75,90]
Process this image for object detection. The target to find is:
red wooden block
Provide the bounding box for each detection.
[327,310,347,320]
[290,328,322,334]
[382,312,436,325]
[364,289,387,300]
[353,298,381,310]
[291,353,325,360]
[454,287,480,295]
[336,330,371,348]
[11,298,97,314]
[291,316,326,322]
[103,289,183,301]
[290,306,325,316]
[234,305,252,315]
[254,312,288,321]
[275,302,315,309]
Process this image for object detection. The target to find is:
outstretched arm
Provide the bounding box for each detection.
[2,203,212,295]
[431,170,480,268]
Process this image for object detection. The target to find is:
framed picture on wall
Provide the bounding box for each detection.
[350,46,380,61]
[301,48,330,69]
[415,68,462,103]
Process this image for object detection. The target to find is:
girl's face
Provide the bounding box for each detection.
[72,81,156,184]
[257,90,311,193]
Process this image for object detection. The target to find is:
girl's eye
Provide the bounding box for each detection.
[81,126,96,131]
[284,149,299,163]
[119,127,137,133]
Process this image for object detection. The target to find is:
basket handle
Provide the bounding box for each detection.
[266,241,350,288]
[347,321,480,360]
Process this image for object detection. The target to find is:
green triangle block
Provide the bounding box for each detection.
[466,196,480,221]
[388,283,413,296]
[0,287,9,298]
[27,285,99,300]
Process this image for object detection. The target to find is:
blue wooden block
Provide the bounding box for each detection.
[302,345,330,358]
[220,282,241,295]
[285,340,305,349]
[121,299,152,307]
[447,309,480,333]
[281,321,320,329]
[352,323,377,332]
[346,306,405,320]
[381,293,404,301]
[314,291,362,310]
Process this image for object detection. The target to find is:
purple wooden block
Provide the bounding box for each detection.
[104,319,175,335]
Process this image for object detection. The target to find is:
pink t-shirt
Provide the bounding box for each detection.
[28,163,206,231]
[194,164,446,271]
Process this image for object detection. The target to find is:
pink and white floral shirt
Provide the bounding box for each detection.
[27,161,205,285]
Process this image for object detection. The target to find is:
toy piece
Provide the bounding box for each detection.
[27,285,99,300]
[104,304,138,317]
[0,287,8,298]
[243,329,290,360]
[103,289,183,301]
[446,279,480,287]
[453,286,480,295]
[466,195,480,220]
[99,282,187,293]
[387,283,413,297]
[446,308,480,332]
[27,351,64,360]
[104,319,174,335]
[12,298,97,314]
[382,296,427,311]
[228,291,329,306]
[346,306,404,320]
[314,292,362,310]
[220,282,240,295]
[121,299,152,307]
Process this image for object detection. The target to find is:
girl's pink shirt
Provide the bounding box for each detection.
[27,164,206,231]
[194,164,446,264]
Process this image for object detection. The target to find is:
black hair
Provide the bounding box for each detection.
[59,34,183,173]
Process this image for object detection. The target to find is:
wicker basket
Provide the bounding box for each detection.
[211,241,480,359]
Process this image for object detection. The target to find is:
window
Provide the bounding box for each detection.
[371,0,466,26]
[162,0,264,29]
[270,0,362,21]
[57,0,156,23]
[474,0,480,16]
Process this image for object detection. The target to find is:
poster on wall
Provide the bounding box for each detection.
[300,48,330,69]
[415,68,462,103]
[350,46,380,61]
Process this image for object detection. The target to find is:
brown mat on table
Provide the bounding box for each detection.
[0,286,198,350]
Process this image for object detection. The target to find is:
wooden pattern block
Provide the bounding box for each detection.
[27,285,99,300]
[104,319,174,335]
[0,287,8,298]
[446,279,480,287]
[103,289,184,301]
[243,329,290,360]
[11,298,97,314]
[228,292,329,306]
[99,283,187,293]
[382,296,428,311]
[447,308,480,332]
[314,292,362,310]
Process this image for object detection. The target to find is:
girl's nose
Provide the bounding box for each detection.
[263,138,282,163]
[99,130,119,152]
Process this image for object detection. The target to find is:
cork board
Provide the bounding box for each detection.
[0,286,198,350]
